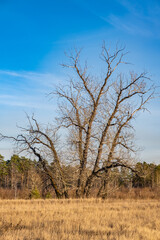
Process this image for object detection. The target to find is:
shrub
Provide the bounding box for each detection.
[45,192,52,199]
[30,187,41,199]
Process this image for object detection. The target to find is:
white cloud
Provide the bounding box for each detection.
[0,69,63,88]
[0,94,15,99]
[0,69,64,109]
[0,93,54,109]
[112,0,160,38]
[105,14,153,37]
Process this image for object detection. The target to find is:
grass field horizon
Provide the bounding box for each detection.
[0,199,160,240]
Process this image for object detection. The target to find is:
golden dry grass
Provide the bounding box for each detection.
[0,199,160,240]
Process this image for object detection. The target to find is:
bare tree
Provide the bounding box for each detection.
[55,43,154,198]
[0,116,69,198]
[0,43,154,198]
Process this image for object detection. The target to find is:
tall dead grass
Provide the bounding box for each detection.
[1,187,160,199]
[0,199,160,240]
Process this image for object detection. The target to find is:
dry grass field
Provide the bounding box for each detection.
[0,199,160,240]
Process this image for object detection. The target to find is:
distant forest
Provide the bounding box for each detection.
[0,154,160,199]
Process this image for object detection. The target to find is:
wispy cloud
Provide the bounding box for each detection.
[0,70,62,109]
[0,70,63,88]
[109,0,160,37]
[80,0,160,38]
[0,93,54,109]
[118,0,160,21]
[105,14,153,37]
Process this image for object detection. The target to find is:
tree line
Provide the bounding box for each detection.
[0,153,160,199]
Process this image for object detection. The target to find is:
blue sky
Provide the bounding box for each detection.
[0,0,160,162]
